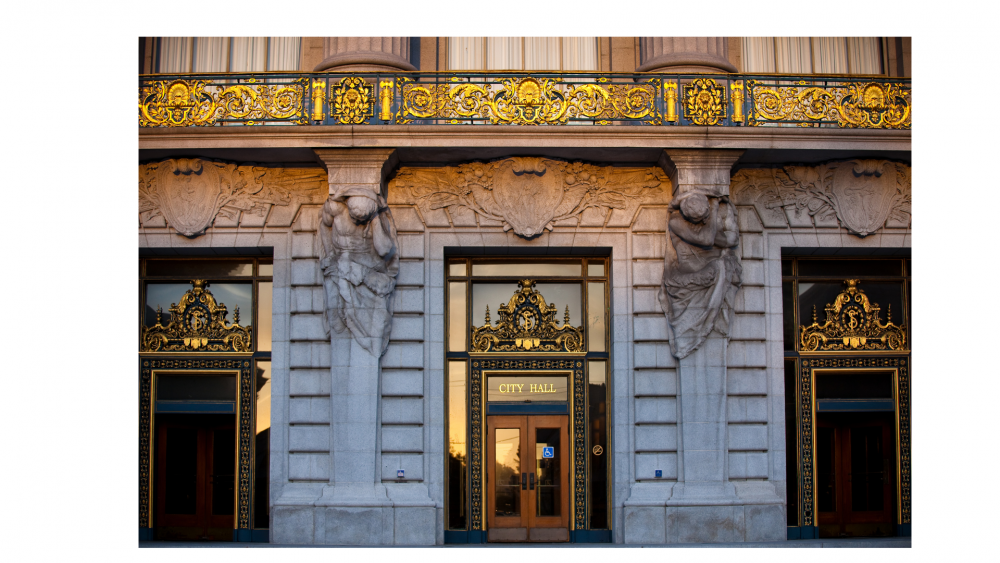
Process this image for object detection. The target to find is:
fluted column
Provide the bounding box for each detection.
[637,37,737,73]
[314,37,415,72]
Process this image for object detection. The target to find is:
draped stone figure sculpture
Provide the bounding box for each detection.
[658,189,742,359]
[319,186,399,357]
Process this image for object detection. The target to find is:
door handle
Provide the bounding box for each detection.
[521,473,527,490]
[529,473,535,490]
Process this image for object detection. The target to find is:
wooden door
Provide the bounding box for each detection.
[155,414,236,540]
[817,413,895,537]
[487,415,570,542]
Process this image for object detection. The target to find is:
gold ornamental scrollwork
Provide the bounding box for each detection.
[395,76,661,125]
[749,80,911,129]
[140,279,253,352]
[471,279,584,352]
[799,279,906,351]
[330,76,374,124]
[139,78,306,127]
[683,78,727,125]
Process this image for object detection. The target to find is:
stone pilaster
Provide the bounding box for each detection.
[637,37,737,73]
[314,37,415,73]
[303,148,434,545]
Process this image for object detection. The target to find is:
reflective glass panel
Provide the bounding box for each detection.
[259,262,273,276]
[782,281,795,350]
[144,283,192,327]
[472,283,581,329]
[587,262,605,277]
[816,371,893,399]
[257,282,272,352]
[472,262,581,277]
[850,427,884,512]
[449,282,467,352]
[783,359,798,526]
[146,259,253,277]
[587,282,606,352]
[494,429,521,517]
[449,262,467,277]
[535,427,561,517]
[164,427,198,515]
[447,361,467,529]
[211,427,235,516]
[158,375,236,401]
[797,259,902,277]
[588,360,608,529]
[254,361,271,528]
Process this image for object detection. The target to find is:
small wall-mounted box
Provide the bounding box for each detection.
[655,470,662,478]
[397,469,405,479]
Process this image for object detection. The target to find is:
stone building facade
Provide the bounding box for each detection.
[138,36,911,545]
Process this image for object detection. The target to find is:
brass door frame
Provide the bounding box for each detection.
[797,359,910,529]
[140,359,255,535]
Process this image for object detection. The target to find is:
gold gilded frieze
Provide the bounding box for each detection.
[139,78,306,127]
[471,280,584,353]
[141,280,252,352]
[395,76,662,125]
[799,279,906,352]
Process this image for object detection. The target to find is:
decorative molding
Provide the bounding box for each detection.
[730,159,911,236]
[389,157,669,237]
[470,279,584,353]
[140,280,252,352]
[139,158,326,236]
[800,279,906,352]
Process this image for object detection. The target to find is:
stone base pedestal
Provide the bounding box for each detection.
[272,484,436,545]
[623,501,785,544]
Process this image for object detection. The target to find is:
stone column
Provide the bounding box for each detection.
[314,37,415,72]
[637,37,737,73]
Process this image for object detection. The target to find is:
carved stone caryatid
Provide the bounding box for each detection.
[319,180,399,358]
[139,158,327,237]
[658,150,744,359]
[317,149,400,358]
[730,159,911,236]
[389,157,669,237]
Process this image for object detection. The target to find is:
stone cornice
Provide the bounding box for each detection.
[139,125,911,152]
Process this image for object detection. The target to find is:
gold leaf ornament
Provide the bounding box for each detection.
[683,78,727,126]
[330,76,374,124]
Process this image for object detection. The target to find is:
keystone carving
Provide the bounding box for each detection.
[730,159,911,236]
[389,157,669,237]
[139,158,326,237]
[319,185,399,357]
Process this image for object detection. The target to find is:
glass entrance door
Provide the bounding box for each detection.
[816,413,895,537]
[155,414,236,540]
[487,415,569,542]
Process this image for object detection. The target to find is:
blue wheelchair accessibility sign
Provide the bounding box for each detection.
[542,447,554,458]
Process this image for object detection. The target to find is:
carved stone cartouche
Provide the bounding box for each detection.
[730,159,911,236]
[139,157,326,237]
[389,156,669,237]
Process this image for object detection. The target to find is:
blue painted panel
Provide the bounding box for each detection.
[155,401,236,413]
[486,403,568,415]
[816,399,894,412]
[571,529,612,543]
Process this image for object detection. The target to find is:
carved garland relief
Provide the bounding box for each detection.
[139,158,327,237]
[730,159,911,237]
[389,157,670,237]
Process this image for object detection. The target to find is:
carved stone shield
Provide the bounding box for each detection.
[489,158,564,237]
[829,160,901,237]
[155,159,226,237]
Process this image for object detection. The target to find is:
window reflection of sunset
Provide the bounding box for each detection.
[495,429,520,473]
